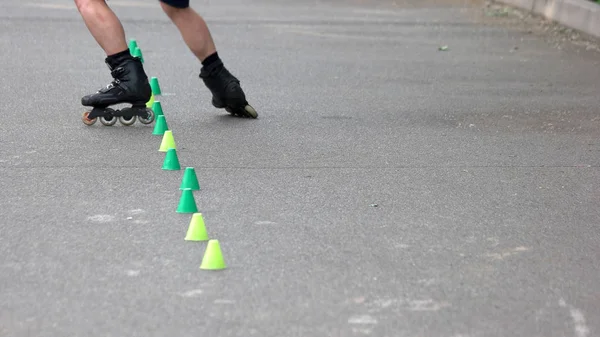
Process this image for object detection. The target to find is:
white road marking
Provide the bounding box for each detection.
[408,299,451,311]
[109,1,157,8]
[179,289,203,298]
[25,1,157,9]
[351,327,373,335]
[214,299,236,304]
[417,278,437,286]
[486,246,530,260]
[348,315,378,325]
[24,3,73,10]
[255,220,278,225]
[87,214,115,223]
[486,237,500,247]
[559,299,590,337]
[126,270,140,277]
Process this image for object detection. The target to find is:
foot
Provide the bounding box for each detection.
[199,59,257,118]
[82,53,152,108]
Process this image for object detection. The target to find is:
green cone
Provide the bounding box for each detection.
[152,115,168,135]
[180,167,200,191]
[132,47,144,63]
[152,101,164,117]
[162,148,181,171]
[128,39,138,54]
[177,188,198,213]
[150,77,162,95]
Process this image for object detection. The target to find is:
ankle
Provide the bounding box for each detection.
[200,51,224,76]
[202,52,221,67]
[106,48,133,68]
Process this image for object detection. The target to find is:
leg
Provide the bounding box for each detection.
[74,0,127,55]
[159,0,216,62]
[75,0,153,124]
[159,0,258,118]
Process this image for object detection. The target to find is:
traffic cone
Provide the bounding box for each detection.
[162,148,181,170]
[159,130,176,152]
[146,93,154,108]
[185,213,209,241]
[150,77,162,95]
[128,39,138,54]
[152,101,164,117]
[132,46,144,63]
[176,188,198,213]
[200,240,226,270]
[152,115,168,135]
[180,167,200,191]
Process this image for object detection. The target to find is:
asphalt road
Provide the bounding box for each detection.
[1,0,599,336]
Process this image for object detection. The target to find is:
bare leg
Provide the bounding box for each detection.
[75,0,128,55]
[160,3,216,62]
[160,2,258,118]
[75,0,151,116]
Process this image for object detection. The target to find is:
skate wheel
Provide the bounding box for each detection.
[226,105,258,118]
[244,105,258,119]
[82,111,97,126]
[138,108,154,125]
[100,115,117,126]
[119,115,137,126]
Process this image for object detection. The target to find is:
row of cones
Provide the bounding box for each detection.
[132,38,226,271]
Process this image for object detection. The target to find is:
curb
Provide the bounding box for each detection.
[496,0,600,38]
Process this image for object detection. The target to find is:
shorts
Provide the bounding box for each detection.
[159,0,189,8]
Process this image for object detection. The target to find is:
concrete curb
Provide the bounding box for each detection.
[496,0,600,38]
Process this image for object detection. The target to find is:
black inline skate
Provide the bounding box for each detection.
[200,59,258,119]
[81,53,154,126]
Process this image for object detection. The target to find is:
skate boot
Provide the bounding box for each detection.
[81,52,154,126]
[199,59,258,119]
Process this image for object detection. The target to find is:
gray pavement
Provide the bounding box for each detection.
[1,0,599,336]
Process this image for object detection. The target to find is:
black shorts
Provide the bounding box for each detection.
[159,0,189,8]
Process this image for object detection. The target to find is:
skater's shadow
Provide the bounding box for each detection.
[210,113,258,125]
[182,113,258,131]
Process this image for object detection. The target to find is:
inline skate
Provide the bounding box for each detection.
[200,59,258,119]
[81,54,154,126]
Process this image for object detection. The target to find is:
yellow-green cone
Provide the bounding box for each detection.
[146,93,154,108]
[200,240,226,270]
[159,130,176,152]
[185,213,209,241]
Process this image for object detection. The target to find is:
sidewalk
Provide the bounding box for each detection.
[496,0,600,38]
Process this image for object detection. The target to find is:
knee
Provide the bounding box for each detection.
[160,2,177,17]
[160,1,189,18]
[74,0,100,13]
